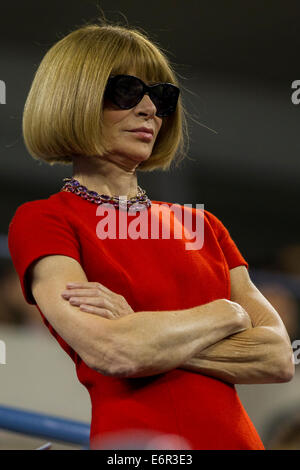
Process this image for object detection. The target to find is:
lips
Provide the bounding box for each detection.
[129,127,154,135]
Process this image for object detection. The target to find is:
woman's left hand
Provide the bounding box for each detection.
[61,281,134,320]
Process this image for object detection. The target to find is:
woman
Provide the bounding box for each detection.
[8,21,294,450]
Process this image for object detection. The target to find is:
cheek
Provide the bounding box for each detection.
[103,102,132,125]
[103,110,122,128]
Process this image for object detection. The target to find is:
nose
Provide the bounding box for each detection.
[135,93,157,117]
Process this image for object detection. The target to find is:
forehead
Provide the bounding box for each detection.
[110,59,171,86]
[120,71,162,85]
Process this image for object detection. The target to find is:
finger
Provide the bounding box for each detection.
[69,296,114,310]
[62,288,110,299]
[79,305,115,319]
[66,281,112,294]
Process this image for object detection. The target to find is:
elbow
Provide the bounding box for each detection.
[87,353,139,378]
[85,324,140,378]
[275,360,295,383]
[104,359,140,378]
[272,348,295,383]
[84,320,159,378]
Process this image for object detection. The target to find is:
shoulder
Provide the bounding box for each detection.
[8,192,76,251]
[202,209,226,234]
[9,192,69,224]
[151,200,221,226]
[151,201,231,246]
[9,199,48,234]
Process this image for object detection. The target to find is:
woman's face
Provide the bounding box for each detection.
[102,75,163,168]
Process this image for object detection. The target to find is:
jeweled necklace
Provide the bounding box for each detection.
[61,177,151,211]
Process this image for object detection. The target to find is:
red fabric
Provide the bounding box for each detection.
[8,191,265,450]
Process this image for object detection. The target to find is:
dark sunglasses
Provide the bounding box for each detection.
[104,74,180,117]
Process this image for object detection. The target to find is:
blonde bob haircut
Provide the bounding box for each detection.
[23,21,189,172]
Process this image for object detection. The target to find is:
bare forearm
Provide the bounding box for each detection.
[95,299,250,378]
[180,325,295,384]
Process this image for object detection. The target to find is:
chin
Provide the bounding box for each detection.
[126,148,153,163]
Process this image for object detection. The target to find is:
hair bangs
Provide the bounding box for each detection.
[110,36,176,86]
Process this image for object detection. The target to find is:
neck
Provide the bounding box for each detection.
[72,154,140,198]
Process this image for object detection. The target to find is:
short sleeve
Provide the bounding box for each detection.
[205,210,249,270]
[8,200,82,305]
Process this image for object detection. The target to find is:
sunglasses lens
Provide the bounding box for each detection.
[106,76,144,109]
[150,84,179,117]
[105,75,179,116]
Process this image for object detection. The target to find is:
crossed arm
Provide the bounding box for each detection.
[79,266,295,384]
[30,256,295,385]
[179,266,295,384]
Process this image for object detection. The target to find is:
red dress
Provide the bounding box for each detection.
[8,190,265,450]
